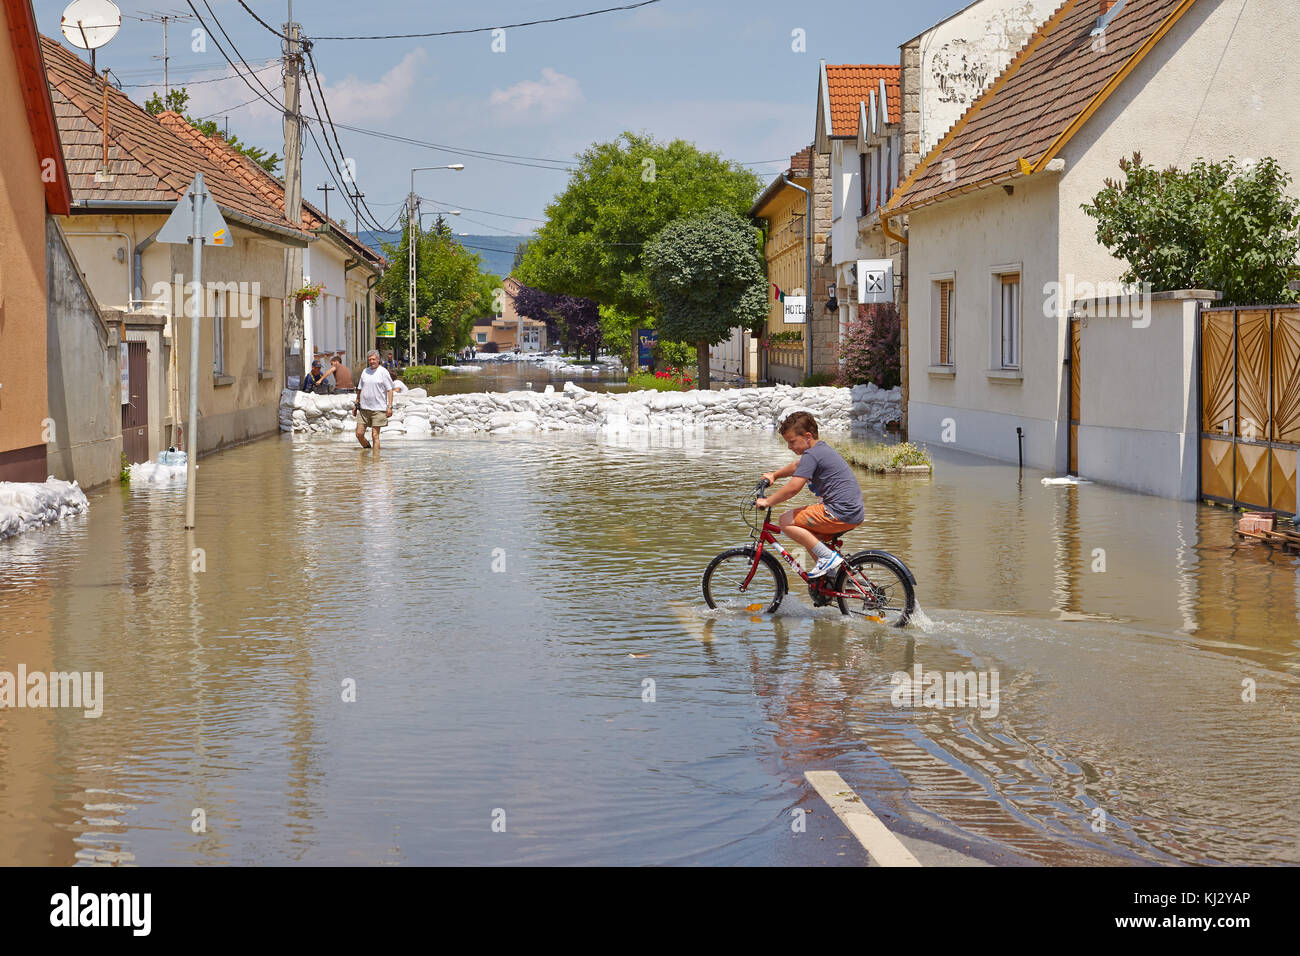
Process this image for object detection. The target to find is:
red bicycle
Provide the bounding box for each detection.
[702,479,916,626]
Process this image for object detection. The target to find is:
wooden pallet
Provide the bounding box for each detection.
[1235,526,1300,553]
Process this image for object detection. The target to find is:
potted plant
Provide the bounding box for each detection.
[292,282,325,304]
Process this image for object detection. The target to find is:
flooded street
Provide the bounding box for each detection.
[2,428,1298,865]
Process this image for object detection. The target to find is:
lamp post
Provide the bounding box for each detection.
[408,164,464,364]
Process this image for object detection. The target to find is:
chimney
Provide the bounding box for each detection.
[1100,0,1116,13]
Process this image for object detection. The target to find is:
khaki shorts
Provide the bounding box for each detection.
[791,503,858,539]
[358,408,388,428]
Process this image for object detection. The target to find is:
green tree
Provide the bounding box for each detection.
[1082,153,1300,304]
[516,132,762,317]
[145,86,281,174]
[643,209,768,389]
[376,216,491,362]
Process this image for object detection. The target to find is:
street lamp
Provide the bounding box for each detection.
[408,164,465,364]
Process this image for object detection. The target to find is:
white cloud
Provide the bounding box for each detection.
[489,68,583,120]
[312,49,427,123]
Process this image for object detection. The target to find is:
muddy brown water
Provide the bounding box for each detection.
[1,428,1297,865]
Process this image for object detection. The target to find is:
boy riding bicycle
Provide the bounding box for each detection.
[756,411,865,578]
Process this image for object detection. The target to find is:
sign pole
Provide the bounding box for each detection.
[184,174,206,529]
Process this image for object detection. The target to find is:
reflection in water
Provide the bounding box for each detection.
[1,429,1298,865]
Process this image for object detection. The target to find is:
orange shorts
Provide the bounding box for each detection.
[791,503,858,538]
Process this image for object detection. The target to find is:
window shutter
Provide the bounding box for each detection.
[938,280,952,364]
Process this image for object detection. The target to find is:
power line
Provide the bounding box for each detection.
[417,196,546,223]
[308,0,661,41]
[316,119,574,171]
[182,1,282,113]
[233,0,288,39]
[117,61,281,88]
[199,0,280,103]
[301,44,389,232]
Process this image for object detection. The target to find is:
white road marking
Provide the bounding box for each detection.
[805,770,922,867]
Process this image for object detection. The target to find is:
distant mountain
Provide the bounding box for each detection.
[356,231,531,279]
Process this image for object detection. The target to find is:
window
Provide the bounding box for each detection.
[213,291,226,375]
[476,332,487,344]
[933,277,955,366]
[859,152,868,216]
[999,273,1021,369]
[255,296,265,371]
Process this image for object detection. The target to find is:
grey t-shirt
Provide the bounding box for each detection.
[794,441,864,523]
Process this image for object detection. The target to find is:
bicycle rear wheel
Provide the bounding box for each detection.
[702,547,786,614]
[834,553,915,626]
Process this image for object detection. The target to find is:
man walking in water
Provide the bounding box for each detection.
[354,349,395,451]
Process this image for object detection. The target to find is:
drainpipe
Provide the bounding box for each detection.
[133,231,158,309]
[783,174,814,379]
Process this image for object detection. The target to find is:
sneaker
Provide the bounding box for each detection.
[806,553,843,579]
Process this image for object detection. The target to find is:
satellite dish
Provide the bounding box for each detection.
[61,0,122,50]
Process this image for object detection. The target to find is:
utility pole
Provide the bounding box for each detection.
[316,183,334,224]
[408,191,418,366]
[283,2,304,383]
[140,12,195,101]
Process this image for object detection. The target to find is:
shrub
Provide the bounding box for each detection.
[838,303,900,389]
[886,442,931,468]
[627,366,695,391]
[398,365,445,387]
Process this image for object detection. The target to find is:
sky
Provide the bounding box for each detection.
[38,0,972,236]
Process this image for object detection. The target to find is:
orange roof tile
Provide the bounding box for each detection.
[42,34,310,237]
[824,64,901,137]
[890,0,1198,212]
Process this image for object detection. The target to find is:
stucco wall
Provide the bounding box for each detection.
[0,8,50,480]
[63,216,287,457]
[1074,295,1210,500]
[914,0,1059,155]
[45,219,121,489]
[906,173,1063,469]
[1059,0,1300,290]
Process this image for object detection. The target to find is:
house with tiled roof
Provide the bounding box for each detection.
[815,2,1055,396]
[888,0,1300,499]
[159,112,386,382]
[0,0,76,483]
[43,32,316,461]
[750,147,821,383]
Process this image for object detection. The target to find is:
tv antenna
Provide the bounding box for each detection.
[138,10,195,100]
[61,0,122,78]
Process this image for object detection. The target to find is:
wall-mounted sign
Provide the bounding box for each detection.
[637,328,658,367]
[782,296,807,324]
[857,259,894,304]
[376,321,397,337]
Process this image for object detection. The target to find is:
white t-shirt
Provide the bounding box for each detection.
[358,365,395,411]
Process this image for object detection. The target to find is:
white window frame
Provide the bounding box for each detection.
[990,263,1022,370]
[213,290,226,375]
[255,296,265,371]
[931,272,956,367]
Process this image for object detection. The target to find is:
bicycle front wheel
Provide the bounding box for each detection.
[835,553,915,626]
[702,547,786,614]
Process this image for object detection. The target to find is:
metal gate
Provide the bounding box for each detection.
[120,341,150,464]
[1199,305,1300,515]
[1068,318,1081,475]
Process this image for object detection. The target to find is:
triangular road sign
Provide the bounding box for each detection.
[157,172,231,247]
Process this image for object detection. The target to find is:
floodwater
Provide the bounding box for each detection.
[428,357,627,395]
[2,427,1298,866]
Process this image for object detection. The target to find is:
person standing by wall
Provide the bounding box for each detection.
[354,350,395,451]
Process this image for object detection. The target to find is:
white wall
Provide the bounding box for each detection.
[905,174,1063,470]
[1059,0,1300,288]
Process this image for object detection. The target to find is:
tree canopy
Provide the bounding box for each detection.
[1083,153,1300,304]
[511,284,602,360]
[516,132,762,316]
[376,219,493,361]
[643,208,768,388]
